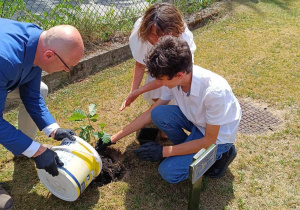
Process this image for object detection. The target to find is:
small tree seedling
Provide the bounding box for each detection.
[69,104,108,142]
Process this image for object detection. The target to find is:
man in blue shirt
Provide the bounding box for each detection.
[0,18,84,209]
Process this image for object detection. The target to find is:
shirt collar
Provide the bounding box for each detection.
[177,66,201,97]
[177,85,191,96]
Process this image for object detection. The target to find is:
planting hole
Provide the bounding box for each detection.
[93,149,125,186]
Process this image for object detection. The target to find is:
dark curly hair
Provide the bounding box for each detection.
[145,36,192,80]
[138,3,185,43]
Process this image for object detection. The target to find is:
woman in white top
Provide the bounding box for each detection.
[120,3,196,111]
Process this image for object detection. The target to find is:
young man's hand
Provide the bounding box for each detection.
[133,142,163,162]
[34,148,64,176]
[53,128,76,141]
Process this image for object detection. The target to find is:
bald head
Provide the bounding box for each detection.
[43,25,84,65]
[34,25,84,73]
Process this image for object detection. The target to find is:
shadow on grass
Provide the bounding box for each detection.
[4,156,100,210]
[122,139,235,209]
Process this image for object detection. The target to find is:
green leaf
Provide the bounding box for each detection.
[74,127,81,131]
[101,131,111,144]
[78,125,87,129]
[92,132,102,139]
[79,129,88,140]
[90,114,99,122]
[69,109,86,121]
[86,125,94,131]
[99,122,105,129]
[88,104,97,116]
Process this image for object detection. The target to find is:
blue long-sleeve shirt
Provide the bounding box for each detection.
[0,18,56,155]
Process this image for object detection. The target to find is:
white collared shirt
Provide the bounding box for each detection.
[161,65,242,144]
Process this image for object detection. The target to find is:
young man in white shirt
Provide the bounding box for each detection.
[97,36,242,183]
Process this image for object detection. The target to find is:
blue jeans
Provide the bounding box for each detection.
[151,105,232,183]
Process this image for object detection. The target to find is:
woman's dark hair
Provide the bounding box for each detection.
[145,36,193,80]
[138,3,185,43]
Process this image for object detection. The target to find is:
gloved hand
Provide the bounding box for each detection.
[133,142,163,162]
[34,148,64,177]
[95,132,112,152]
[54,128,76,141]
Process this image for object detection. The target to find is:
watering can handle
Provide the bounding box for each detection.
[51,146,101,163]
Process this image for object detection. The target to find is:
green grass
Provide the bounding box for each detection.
[1,0,300,209]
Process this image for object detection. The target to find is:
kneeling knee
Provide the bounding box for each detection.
[158,164,182,184]
[151,106,167,125]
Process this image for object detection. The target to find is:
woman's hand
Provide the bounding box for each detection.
[120,89,140,111]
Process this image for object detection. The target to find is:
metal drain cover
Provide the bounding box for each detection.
[239,100,281,134]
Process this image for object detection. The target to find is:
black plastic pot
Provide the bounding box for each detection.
[137,128,159,145]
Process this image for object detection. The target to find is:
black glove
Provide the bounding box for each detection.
[34,148,64,177]
[95,134,112,153]
[54,128,76,141]
[133,142,163,162]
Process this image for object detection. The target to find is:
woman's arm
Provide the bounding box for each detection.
[112,99,170,143]
[120,79,163,111]
[131,61,146,91]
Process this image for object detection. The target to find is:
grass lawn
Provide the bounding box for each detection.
[1,0,299,209]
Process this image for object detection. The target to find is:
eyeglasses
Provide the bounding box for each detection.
[50,50,71,71]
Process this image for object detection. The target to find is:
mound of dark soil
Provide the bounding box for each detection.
[93,150,124,186]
